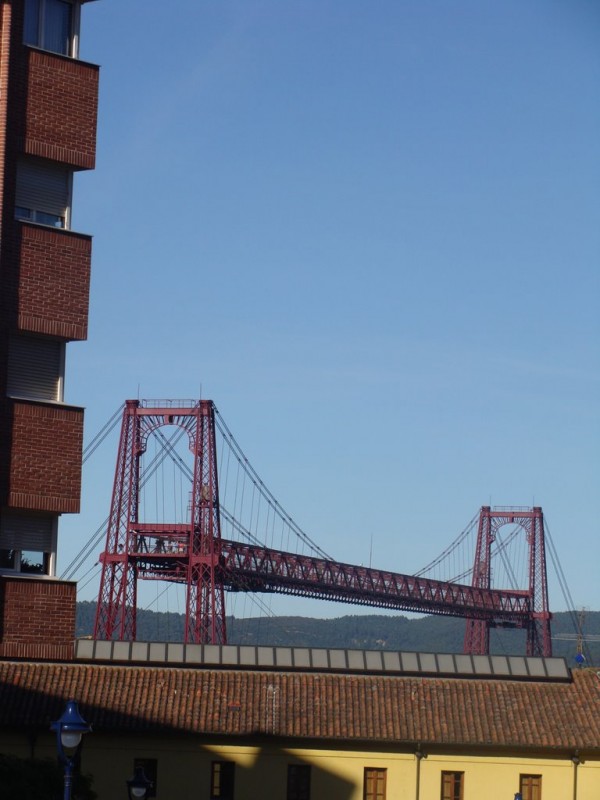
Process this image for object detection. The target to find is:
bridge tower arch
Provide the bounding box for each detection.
[94,399,226,644]
[463,506,551,657]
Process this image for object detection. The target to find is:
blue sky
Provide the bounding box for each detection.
[61,1,600,620]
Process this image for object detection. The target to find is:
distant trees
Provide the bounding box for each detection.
[75,600,600,663]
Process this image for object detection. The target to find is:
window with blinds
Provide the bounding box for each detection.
[364,768,386,800]
[7,335,64,402]
[16,158,71,228]
[0,512,56,575]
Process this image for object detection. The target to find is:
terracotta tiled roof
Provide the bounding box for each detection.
[1,660,599,751]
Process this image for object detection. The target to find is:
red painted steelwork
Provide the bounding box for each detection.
[94,400,552,655]
[94,400,226,644]
[113,532,533,636]
[217,540,531,622]
[463,506,551,657]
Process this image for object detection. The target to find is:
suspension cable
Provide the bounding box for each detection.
[415,509,480,577]
[214,405,332,560]
[61,426,188,580]
[82,404,124,463]
[544,519,591,662]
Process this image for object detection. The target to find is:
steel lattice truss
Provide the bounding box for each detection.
[94,400,552,656]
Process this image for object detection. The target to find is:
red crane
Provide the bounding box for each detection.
[94,400,552,656]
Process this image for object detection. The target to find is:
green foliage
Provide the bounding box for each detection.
[0,754,96,800]
[76,600,600,664]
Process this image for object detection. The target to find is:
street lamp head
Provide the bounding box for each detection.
[51,700,91,800]
[61,730,83,750]
[127,766,153,800]
[51,699,92,759]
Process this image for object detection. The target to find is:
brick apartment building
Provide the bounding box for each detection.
[0,0,98,659]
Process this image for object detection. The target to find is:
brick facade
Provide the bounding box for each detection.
[19,48,99,169]
[7,400,84,513]
[0,575,75,659]
[14,224,91,339]
[0,221,92,339]
[0,0,98,657]
[0,4,12,228]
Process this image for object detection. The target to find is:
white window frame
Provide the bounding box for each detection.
[23,0,81,59]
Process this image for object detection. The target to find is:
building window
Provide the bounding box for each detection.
[211,761,234,800]
[0,512,56,576]
[287,764,311,800]
[364,768,386,800]
[16,158,72,229]
[520,774,541,800]
[7,335,65,403]
[441,771,464,800]
[15,207,64,227]
[0,549,50,574]
[133,759,157,799]
[0,550,50,573]
[23,0,79,57]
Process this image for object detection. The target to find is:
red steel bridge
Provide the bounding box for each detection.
[94,400,552,656]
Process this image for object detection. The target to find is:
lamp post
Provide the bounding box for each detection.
[50,699,92,800]
[127,766,153,799]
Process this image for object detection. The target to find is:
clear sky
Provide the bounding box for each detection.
[60,1,600,621]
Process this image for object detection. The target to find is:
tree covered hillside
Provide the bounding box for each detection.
[76,602,600,665]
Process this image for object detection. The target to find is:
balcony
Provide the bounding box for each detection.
[6,399,84,514]
[15,221,91,340]
[19,47,99,169]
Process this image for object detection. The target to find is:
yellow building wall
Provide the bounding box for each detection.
[1,731,599,800]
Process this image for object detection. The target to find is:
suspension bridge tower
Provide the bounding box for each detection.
[94,400,226,644]
[463,506,551,657]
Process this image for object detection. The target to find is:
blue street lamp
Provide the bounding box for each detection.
[50,699,92,800]
[127,766,153,799]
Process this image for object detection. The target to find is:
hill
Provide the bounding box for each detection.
[76,602,600,665]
